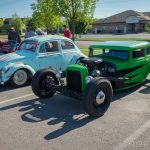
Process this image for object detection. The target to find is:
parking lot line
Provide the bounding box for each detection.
[113,119,150,150]
[0,93,34,105]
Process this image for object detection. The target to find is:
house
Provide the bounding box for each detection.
[92,10,150,34]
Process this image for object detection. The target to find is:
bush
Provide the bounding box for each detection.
[146,22,150,33]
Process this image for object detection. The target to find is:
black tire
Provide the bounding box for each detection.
[9,69,29,88]
[83,77,113,117]
[31,69,59,98]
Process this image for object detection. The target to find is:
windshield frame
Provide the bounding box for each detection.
[103,49,129,60]
[89,48,129,61]
[17,40,38,52]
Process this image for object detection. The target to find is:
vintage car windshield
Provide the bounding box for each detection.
[17,40,38,52]
[103,49,129,60]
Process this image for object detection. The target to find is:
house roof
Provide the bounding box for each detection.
[93,10,150,25]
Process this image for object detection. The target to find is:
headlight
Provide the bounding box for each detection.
[56,70,62,79]
[85,76,93,84]
[92,70,101,77]
[0,69,4,77]
[0,66,10,75]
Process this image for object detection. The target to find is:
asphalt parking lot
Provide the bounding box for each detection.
[0,77,150,150]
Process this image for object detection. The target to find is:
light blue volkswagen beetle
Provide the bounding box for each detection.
[0,35,86,87]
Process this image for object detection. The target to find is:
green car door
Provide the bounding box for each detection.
[130,48,147,83]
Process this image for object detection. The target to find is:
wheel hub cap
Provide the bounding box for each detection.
[13,70,27,85]
[96,91,105,105]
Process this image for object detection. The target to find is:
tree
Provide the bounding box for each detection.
[26,18,37,31]
[11,13,24,34]
[74,15,93,37]
[22,17,30,26]
[56,0,99,41]
[146,22,150,33]
[31,0,61,32]
[0,19,3,27]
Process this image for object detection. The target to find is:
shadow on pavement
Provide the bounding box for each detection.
[0,84,30,92]
[0,84,13,92]
[0,95,96,140]
[138,79,150,94]
[0,79,149,140]
[112,79,150,101]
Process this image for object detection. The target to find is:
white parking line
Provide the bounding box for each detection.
[114,119,150,150]
[0,94,34,105]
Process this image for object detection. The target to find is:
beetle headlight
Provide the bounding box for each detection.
[0,68,4,77]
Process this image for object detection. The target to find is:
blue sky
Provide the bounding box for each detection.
[95,0,150,18]
[0,0,150,18]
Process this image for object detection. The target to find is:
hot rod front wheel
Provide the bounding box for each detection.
[83,77,113,117]
[31,69,59,98]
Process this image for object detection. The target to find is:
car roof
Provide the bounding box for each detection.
[89,41,150,50]
[24,35,71,42]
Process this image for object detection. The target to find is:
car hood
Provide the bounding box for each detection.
[0,50,34,64]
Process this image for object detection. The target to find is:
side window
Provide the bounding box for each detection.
[147,48,150,55]
[132,49,145,59]
[61,40,75,50]
[39,41,59,53]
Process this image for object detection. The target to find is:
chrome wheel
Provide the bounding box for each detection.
[40,75,56,96]
[13,70,28,86]
[95,91,105,105]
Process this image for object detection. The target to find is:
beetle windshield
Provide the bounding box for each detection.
[17,40,38,52]
[104,49,129,60]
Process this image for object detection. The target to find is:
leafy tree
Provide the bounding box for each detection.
[0,19,3,27]
[56,0,99,40]
[22,17,30,26]
[74,15,93,36]
[26,18,37,31]
[146,22,150,33]
[31,0,61,32]
[11,13,24,34]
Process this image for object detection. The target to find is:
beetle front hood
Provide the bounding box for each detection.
[0,53,24,63]
[0,50,34,63]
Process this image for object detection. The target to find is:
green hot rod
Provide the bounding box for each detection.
[31,41,150,117]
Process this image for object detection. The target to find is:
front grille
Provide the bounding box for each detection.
[67,70,82,93]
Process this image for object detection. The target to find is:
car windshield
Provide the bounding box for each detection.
[103,49,129,60]
[17,40,38,52]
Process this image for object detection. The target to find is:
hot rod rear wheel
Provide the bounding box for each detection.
[83,77,113,117]
[31,69,59,98]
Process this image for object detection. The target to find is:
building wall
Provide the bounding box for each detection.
[93,21,148,34]
[93,23,127,33]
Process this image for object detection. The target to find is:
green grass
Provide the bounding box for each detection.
[79,46,89,56]
[0,35,7,39]
[0,34,24,40]
[78,37,150,42]
[79,46,104,56]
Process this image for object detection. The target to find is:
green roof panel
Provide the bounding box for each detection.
[89,41,150,50]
